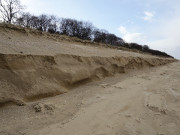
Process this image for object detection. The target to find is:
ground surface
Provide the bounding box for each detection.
[0,25,159,58]
[0,25,179,135]
[0,61,180,135]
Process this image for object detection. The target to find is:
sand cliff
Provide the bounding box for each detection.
[0,24,177,106]
[0,24,179,135]
[0,52,175,106]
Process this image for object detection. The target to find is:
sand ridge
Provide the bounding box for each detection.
[0,53,175,106]
[0,24,179,135]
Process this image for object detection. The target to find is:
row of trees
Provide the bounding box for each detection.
[16,13,125,45]
[124,43,172,58]
[0,0,173,58]
[0,0,125,45]
[16,13,59,33]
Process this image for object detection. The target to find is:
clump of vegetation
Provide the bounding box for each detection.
[0,0,173,58]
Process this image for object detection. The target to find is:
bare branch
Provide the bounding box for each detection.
[0,0,23,23]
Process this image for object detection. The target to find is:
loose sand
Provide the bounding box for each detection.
[0,24,179,135]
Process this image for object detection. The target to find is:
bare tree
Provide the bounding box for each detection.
[37,14,50,31]
[93,29,108,43]
[0,0,23,24]
[29,15,39,29]
[16,12,32,27]
[142,45,150,51]
[48,15,58,34]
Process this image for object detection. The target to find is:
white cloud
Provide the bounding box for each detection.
[123,33,142,43]
[118,26,143,43]
[143,11,154,22]
[147,17,180,59]
[118,26,128,35]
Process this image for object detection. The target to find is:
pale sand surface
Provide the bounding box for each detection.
[0,24,164,58]
[0,62,180,135]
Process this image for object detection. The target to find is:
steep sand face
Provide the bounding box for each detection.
[0,53,175,106]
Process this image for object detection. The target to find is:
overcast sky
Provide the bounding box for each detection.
[21,0,180,59]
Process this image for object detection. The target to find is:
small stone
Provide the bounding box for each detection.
[33,103,43,112]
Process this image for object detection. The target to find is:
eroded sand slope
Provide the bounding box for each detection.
[0,24,176,106]
[0,24,179,135]
[0,53,175,106]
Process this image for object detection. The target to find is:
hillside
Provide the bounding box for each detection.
[0,24,179,135]
[0,24,176,105]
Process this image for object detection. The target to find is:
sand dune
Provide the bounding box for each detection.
[0,24,176,106]
[0,24,179,135]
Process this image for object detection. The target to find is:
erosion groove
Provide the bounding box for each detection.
[0,53,176,106]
